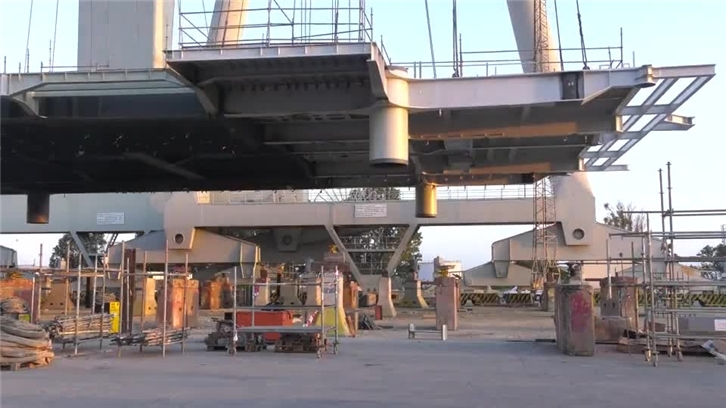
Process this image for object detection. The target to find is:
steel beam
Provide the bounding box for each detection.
[126,153,204,180]
[70,231,94,268]
[385,223,420,274]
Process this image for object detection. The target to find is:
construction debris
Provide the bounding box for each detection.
[701,340,726,365]
[274,333,326,355]
[44,314,113,344]
[0,317,54,370]
[358,313,381,330]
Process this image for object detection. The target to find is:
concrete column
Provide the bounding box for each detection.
[402,279,428,308]
[208,0,248,47]
[377,276,396,318]
[305,277,322,306]
[133,278,157,317]
[554,284,595,356]
[278,283,302,306]
[540,282,556,312]
[254,277,270,306]
[434,277,459,331]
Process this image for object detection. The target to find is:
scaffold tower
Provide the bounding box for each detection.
[530,0,559,288]
[531,176,558,289]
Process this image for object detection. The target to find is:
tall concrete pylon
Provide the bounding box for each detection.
[207,0,249,46]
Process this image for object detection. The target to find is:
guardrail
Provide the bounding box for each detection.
[399,43,629,79]
[195,185,539,205]
[178,3,374,49]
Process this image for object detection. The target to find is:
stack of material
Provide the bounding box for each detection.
[0,297,29,315]
[274,333,324,354]
[0,317,54,369]
[112,327,188,347]
[45,315,113,344]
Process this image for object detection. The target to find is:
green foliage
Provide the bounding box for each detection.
[697,243,726,274]
[603,201,645,232]
[344,187,423,280]
[49,233,107,269]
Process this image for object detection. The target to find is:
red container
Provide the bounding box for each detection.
[235,310,293,342]
[374,305,383,320]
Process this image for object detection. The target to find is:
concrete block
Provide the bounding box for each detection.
[555,284,595,356]
[599,276,637,319]
[595,316,635,343]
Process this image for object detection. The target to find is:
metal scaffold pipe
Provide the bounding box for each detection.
[208,0,249,47]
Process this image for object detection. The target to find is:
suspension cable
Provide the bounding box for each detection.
[51,0,59,70]
[553,0,564,71]
[575,0,589,69]
[424,0,437,78]
[451,0,459,77]
[25,0,34,72]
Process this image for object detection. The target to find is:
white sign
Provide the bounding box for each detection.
[715,319,726,332]
[96,212,125,226]
[354,203,387,218]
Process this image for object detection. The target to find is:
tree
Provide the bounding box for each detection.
[343,187,423,280]
[697,243,726,275]
[49,233,107,269]
[603,201,645,232]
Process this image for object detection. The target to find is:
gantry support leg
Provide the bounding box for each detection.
[377,223,421,317]
[70,231,94,267]
[324,224,365,284]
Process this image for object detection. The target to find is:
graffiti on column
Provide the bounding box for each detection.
[570,291,592,332]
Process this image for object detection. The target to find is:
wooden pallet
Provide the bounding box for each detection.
[0,356,53,371]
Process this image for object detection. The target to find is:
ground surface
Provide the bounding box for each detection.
[2,308,723,408]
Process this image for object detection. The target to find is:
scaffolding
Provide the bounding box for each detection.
[0,244,117,355]
[531,176,558,290]
[607,163,726,366]
[178,1,374,49]
[228,264,340,358]
[111,241,191,358]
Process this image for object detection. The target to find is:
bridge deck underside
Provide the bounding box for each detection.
[2,46,712,195]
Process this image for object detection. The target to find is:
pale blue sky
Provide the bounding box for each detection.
[0,0,724,268]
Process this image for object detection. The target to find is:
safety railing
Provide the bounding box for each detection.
[195,185,540,205]
[178,2,374,49]
[399,42,629,79]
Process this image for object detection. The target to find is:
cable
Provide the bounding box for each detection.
[451,0,459,77]
[575,0,589,69]
[424,0,437,78]
[553,0,564,71]
[25,0,34,72]
[51,0,59,70]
